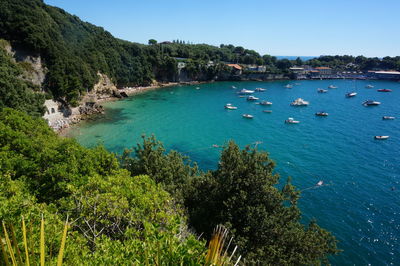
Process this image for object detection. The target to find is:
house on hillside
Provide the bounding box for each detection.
[226,64,242,75]
[314,67,332,75]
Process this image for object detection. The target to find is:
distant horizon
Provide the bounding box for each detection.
[44,0,400,58]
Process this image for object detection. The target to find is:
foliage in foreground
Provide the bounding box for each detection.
[0,108,207,264]
[122,136,340,264]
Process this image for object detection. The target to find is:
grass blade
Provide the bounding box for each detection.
[57,218,69,266]
[0,230,10,266]
[40,216,45,266]
[9,224,23,265]
[22,217,30,266]
[2,222,17,266]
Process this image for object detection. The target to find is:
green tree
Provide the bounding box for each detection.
[148,39,157,45]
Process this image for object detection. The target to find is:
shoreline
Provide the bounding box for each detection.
[55,81,207,136]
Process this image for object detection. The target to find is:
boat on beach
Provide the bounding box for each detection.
[291,98,309,106]
[224,103,237,110]
[285,117,300,124]
[242,114,254,119]
[238,89,254,95]
[345,92,357,97]
[317,88,328,93]
[255,87,267,92]
[374,136,389,140]
[382,116,395,120]
[362,100,381,106]
[328,85,338,89]
[377,89,392,92]
[315,112,329,116]
[247,95,259,101]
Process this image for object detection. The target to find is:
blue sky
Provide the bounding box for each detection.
[44,0,400,57]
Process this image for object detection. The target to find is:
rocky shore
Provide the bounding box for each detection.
[44,74,201,134]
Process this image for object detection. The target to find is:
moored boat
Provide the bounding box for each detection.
[255,87,267,92]
[345,92,357,97]
[328,85,338,89]
[317,88,328,93]
[285,117,300,124]
[374,135,389,140]
[224,103,237,110]
[238,89,254,95]
[247,95,259,101]
[263,110,272,113]
[242,114,254,119]
[377,89,392,92]
[291,98,309,106]
[315,112,329,116]
[362,100,381,106]
[382,116,395,120]
[285,84,293,88]
[259,101,272,105]
[365,84,374,88]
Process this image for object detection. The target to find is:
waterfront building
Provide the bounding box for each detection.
[226,64,243,75]
[368,70,400,80]
[315,66,332,75]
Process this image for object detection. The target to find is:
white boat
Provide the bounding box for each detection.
[238,89,254,95]
[328,85,338,89]
[345,92,357,97]
[363,100,381,106]
[365,84,374,88]
[317,88,328,93]
[259,101,272,105]
[195,87,200,90]
[232,85,237,89]
[263,110,272,113]
[247,96,259,101]
[285,117,300,124]
[290,98,309,106]
[224,103,237,110]
[374,136,389,140]
[285,84,293,88]
[242,114,254,119]
[382,116,395,120]
[255,87,267,92]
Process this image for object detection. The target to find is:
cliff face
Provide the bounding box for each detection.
[5,43,47,87]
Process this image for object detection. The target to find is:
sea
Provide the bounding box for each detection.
[67,80,400,265]
[275,55,317,61]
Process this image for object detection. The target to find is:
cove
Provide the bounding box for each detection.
[68,80,400,265]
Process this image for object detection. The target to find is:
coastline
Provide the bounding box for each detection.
[55,81,206,136]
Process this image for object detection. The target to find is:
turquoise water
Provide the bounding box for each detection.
[68,80,400,265]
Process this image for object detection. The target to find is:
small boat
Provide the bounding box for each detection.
[362,100,381,106]
[377,89,392,92]
[291,98,309,106]
[285,84,293,88]
[345,92,357,97]
[247,95,259,101]
[374,136,389,140]
[238,89,254,95]
[224,103,237,110]
[328,85,338,89]
[242,114,254,119]
[259,101,272,105]
[317,88,328,93]
[195,87,200,90]
[365,84,374,88]
[382,116,395,120]
[315,112,329,116]
[232,85,237,89]
[263,110,272,113]
[285,117,300,124]
[255,87,267,92]
[316,181,324,186]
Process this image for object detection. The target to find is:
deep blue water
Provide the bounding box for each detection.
[68,80,400,265]
[275,55,317,61]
